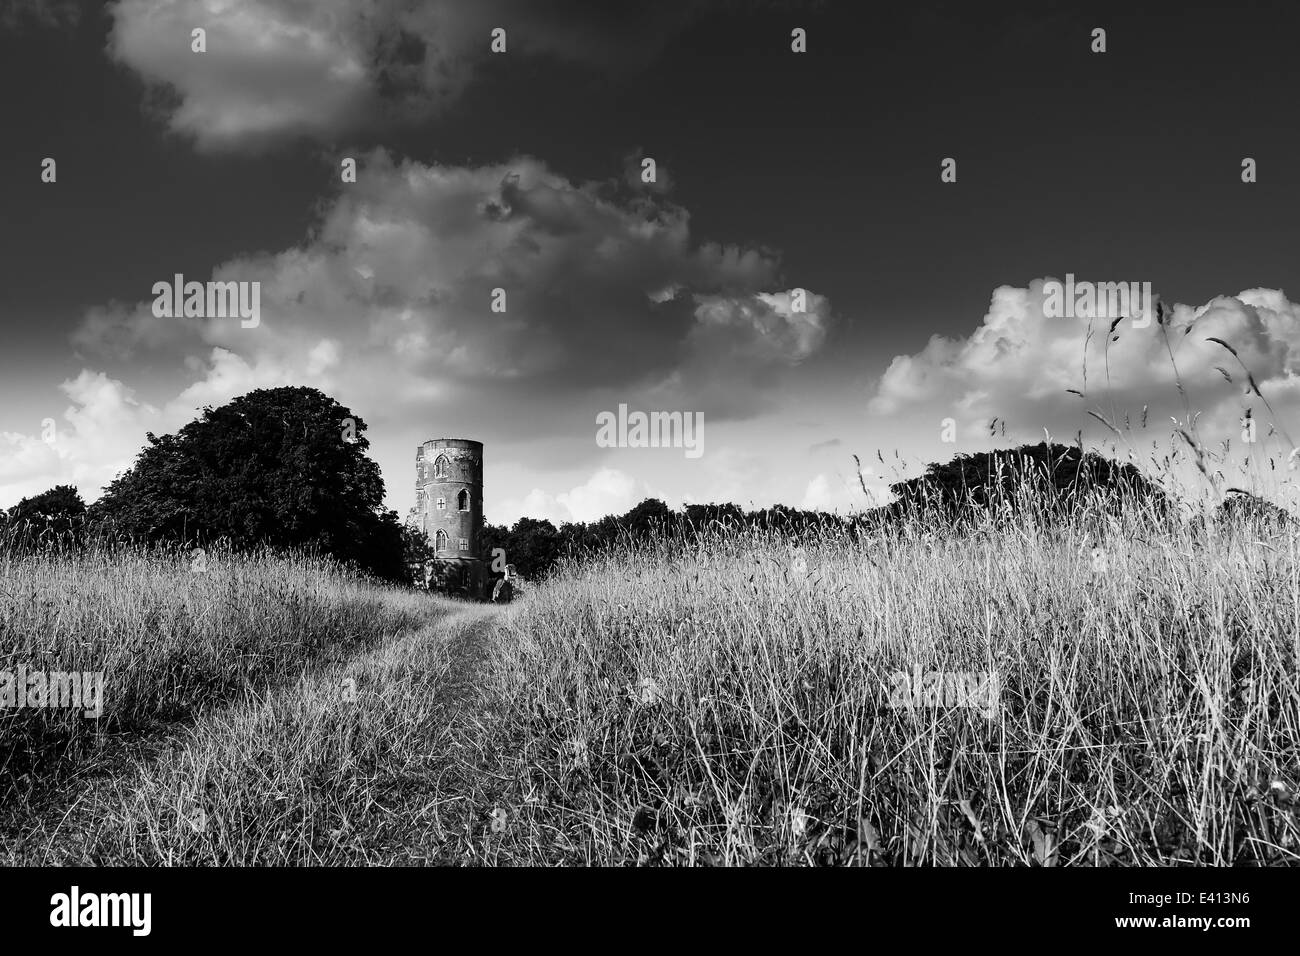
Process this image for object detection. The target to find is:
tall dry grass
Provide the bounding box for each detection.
[0,537,437,790]
[4,466,1298,866]
[470,484,1299,865]
[18,605,497,866]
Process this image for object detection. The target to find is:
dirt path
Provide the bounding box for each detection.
[349,604,509,864]
[3,602,511,866]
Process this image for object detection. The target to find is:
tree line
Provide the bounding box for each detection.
[5,386,1190,585]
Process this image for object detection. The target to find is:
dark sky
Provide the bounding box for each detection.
[8,2,1298,359]
[3,0,1299,517]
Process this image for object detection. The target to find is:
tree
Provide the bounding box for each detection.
[355,509,409,582]
[617,498,673,537]
[1215,489,1293,529]
[4,484,87,546]
[89,386,405,579]
[683,502,745,529]
[480,520,515,577]
[504,516,564,579]
[888,442,1168,520]
[402,520,437,567]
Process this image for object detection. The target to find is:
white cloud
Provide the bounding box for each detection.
[495,467,655,526]
[73,151,830,447]
[688,288,830,366]
[0,371,160,508]
[868,280,1300,456]
[801,471,878,513]
[108,0,375,151]
[107,0,707,151]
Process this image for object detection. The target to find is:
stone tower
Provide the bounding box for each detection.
[415,438,486,596]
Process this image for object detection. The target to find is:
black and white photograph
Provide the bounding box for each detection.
[0,0,1293,939]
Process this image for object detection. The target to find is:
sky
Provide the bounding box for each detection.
[3,0,1300,525]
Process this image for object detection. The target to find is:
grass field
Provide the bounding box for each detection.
[2,489,1298,866]
[479,507,1299,865]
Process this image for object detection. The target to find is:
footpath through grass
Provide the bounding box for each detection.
[5,605,501,865]
[0,542,479,864]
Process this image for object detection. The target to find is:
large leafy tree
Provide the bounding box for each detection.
[89,386,405,579]
[888,442,1168,518]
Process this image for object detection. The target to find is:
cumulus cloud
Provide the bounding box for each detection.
[646,288,832,417]
[687,289,829,366]
[74,151,831,443]
[0,371,160,507]
[868,279,1300,454]
[495,467,656,526]
[107,0,710,151]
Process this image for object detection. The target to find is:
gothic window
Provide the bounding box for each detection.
[457,489,470,511]
[435,530,448,553]
[458,537,468,551]
[434,455,449,479]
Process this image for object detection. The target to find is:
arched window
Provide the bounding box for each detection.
[457,489,470,511]
[433,455,449,479]
[434,529,448,553]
